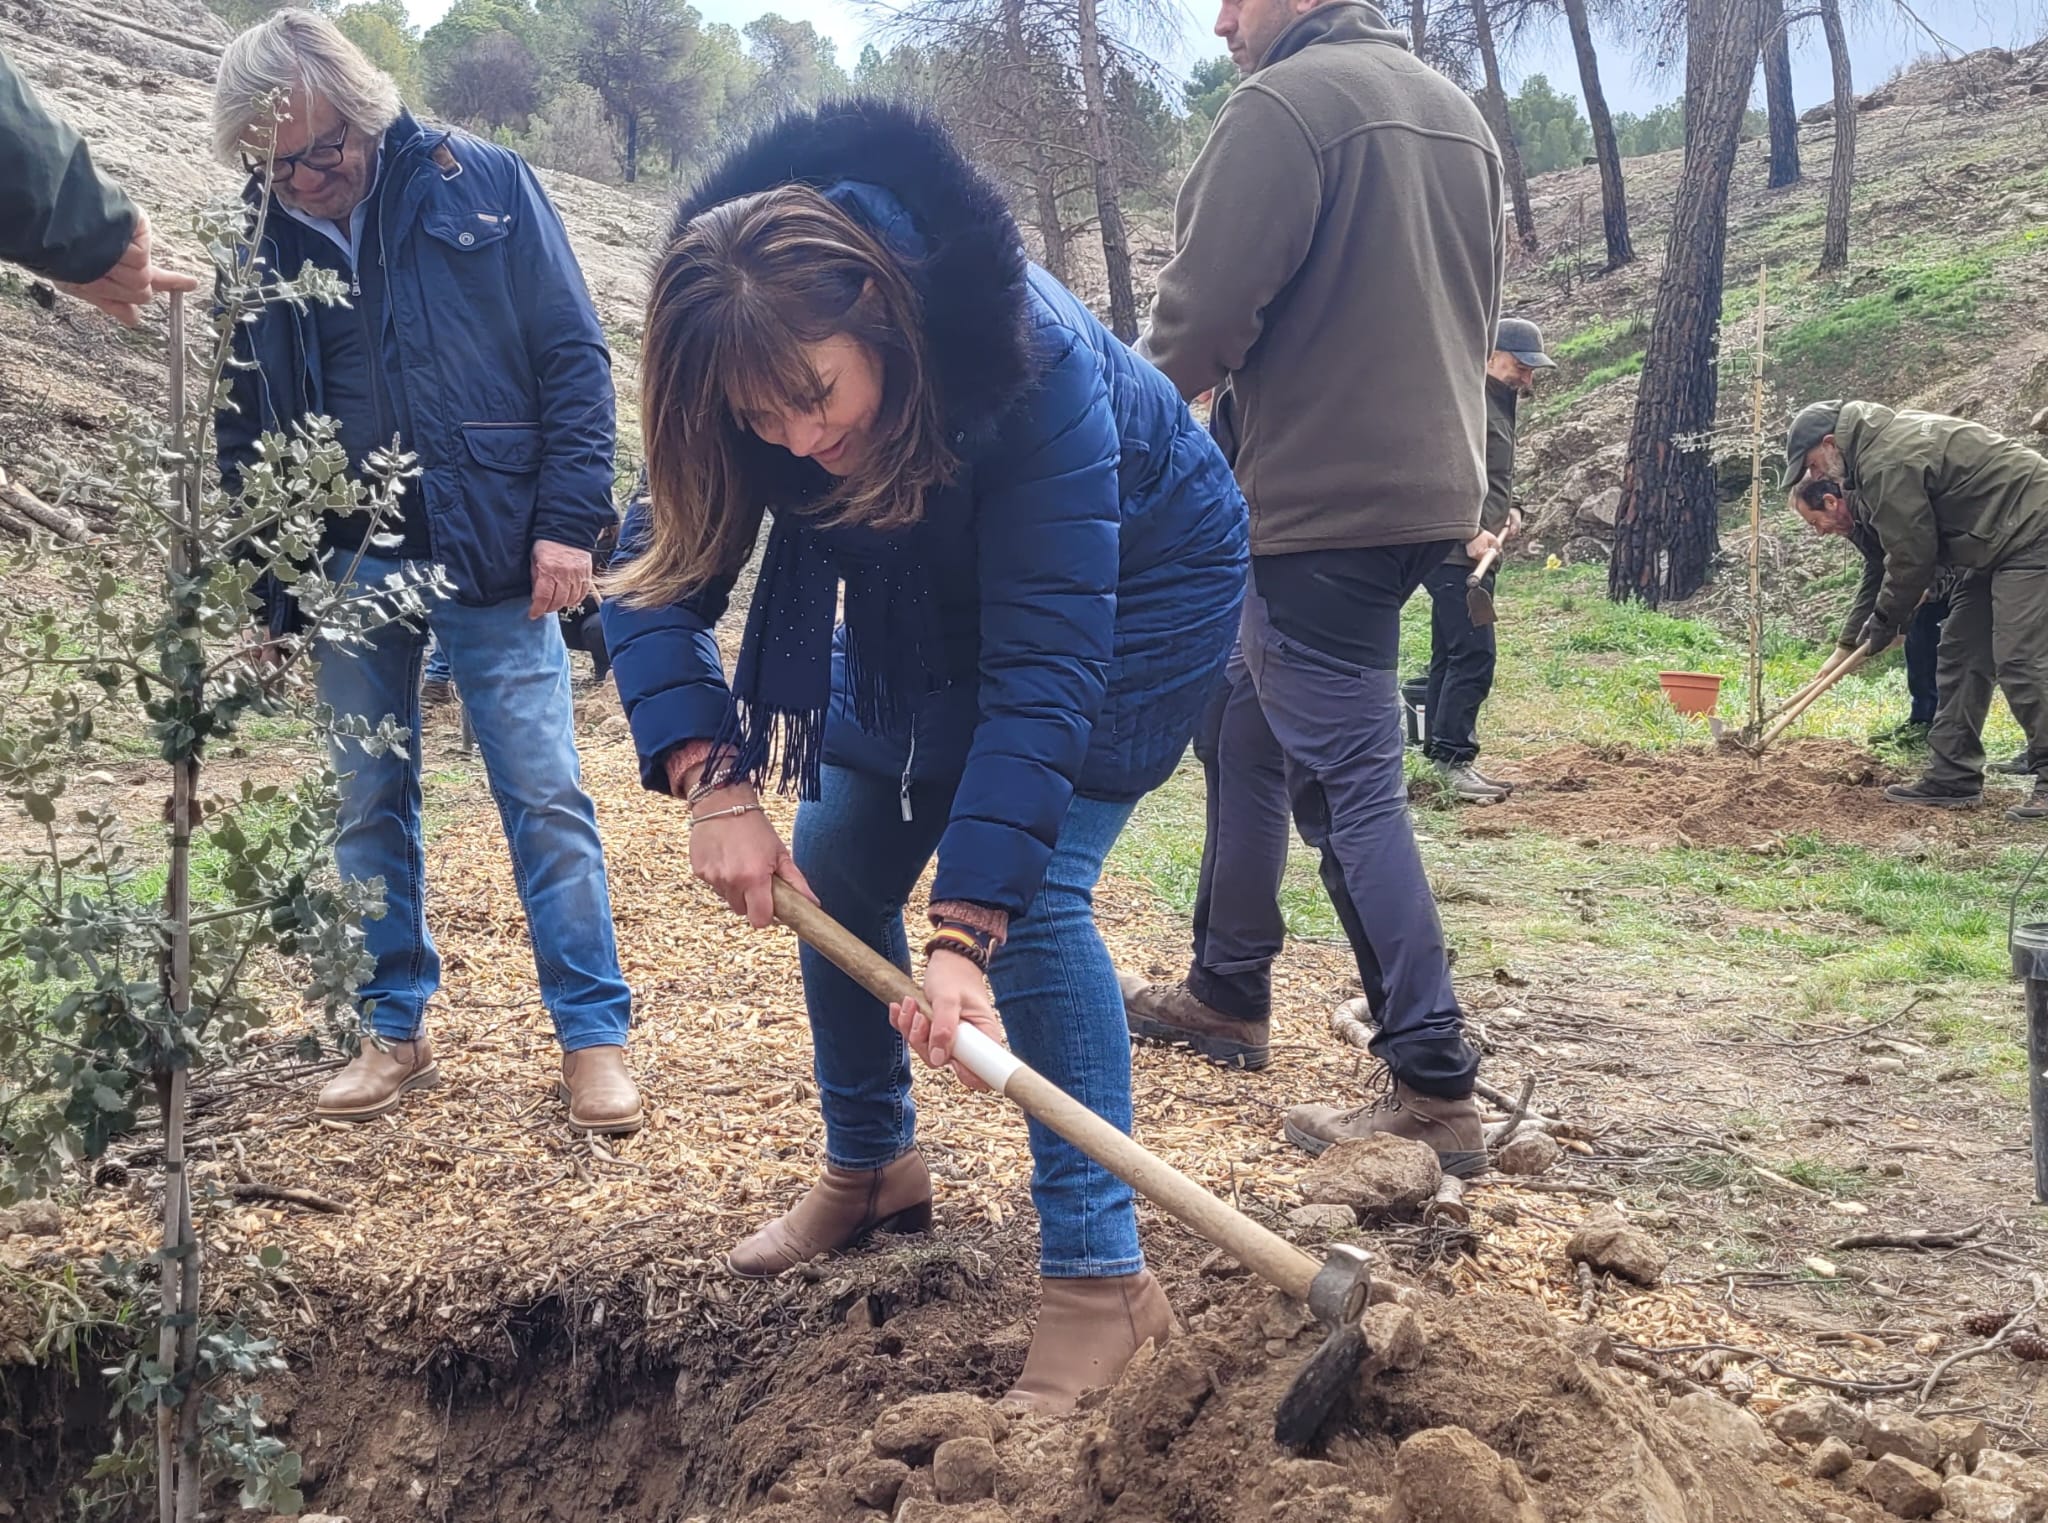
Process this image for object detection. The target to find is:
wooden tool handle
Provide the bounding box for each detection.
[1756,641,1874,750]
[1467,546,1502,584]
[771,879,1324,1302]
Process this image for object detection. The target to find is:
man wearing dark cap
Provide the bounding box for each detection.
[1784,399,2048,821]
[1418,318,1553,801]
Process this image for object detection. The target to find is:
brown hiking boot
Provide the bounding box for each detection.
[1000,1269,1178,1416]
[1283,1078,1486,1178]
[315,1035,439,1123]
[556,1045,644,1135]
[727,1151,933,1279]
[1122,976,1270,1070]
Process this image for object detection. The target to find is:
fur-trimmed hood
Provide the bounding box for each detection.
[664,99,1036,446]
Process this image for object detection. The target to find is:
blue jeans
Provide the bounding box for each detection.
[793,765,1141,1279]
[424,634,451,685]
[313,553,633,1050]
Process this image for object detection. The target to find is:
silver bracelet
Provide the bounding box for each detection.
[689,802,765,828]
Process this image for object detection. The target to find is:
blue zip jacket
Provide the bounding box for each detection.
[603,103,1248,918]
[218,112,616,621]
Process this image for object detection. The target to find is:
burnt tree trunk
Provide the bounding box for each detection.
[1002,0,1070,282]
[1818,0,1854,269]
[1608,0,1764,606]
[1473,0,1536,248]
[1075,0,1138,340]
[1561,0,1633,268]
[1762,0,1800,186]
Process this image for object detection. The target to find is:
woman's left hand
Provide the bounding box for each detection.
[889,949,1005,1093]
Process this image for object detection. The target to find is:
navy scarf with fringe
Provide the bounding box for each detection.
[716,509,942,799]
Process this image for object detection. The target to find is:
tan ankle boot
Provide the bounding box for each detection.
[557,1045,643,1135]
[1001,1269,1177,1416]
[315,1036,439,1123]
[727,1151,932,1279]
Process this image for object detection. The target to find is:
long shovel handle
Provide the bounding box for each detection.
[1756,641,1875,750]
[1466,546,1502,586]
[771,879,1323,1303]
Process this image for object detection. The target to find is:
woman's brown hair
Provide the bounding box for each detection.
[608,185,958,609]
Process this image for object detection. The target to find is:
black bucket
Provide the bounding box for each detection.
[2010,919,2048,1205]
[1400,677,1428,748]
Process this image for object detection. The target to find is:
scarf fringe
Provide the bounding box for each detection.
[709,698,830,801]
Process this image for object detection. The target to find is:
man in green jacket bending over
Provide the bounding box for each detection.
[1785,400,2048,821]
[1,45,193,323]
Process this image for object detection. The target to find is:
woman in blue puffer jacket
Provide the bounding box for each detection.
[602,101,1245,1414]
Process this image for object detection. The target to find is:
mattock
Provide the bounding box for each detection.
[771,880,1377,1450]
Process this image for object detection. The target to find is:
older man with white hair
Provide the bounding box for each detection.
[213,10,640,1131]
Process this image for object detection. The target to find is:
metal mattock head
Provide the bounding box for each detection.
[1275,1244,1375,1453]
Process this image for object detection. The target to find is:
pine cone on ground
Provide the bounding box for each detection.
[1962,1309,2021,1337]
[2011,1331,2048,1363]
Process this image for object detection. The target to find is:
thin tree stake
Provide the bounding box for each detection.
[1746,264,1768,733]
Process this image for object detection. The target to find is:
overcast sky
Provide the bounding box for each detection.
[400,0,2046,117]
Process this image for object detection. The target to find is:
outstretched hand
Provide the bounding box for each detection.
[889,949,1004,1092]
[52,209,197,326]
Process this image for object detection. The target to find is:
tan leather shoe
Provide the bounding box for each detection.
[1000,1268,1178,1416]
[1122,977,1270,1070]
[1283,1077,1486,1177]
[315,1036,439,1123]
[556,1045,644,1135]
[727,1151,932,1278]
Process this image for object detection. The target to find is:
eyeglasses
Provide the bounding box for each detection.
[241,122,349,184]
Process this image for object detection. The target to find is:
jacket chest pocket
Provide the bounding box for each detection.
[423,209,513,253]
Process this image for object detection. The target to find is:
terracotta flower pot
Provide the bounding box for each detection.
[1658,670,1724,718]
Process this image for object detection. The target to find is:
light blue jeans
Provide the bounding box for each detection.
[792,765,1142,1278]
[313,553,633,1049]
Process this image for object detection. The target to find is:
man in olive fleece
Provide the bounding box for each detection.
[1420,317,1553,802]
[1127,0,1502,1176]
[1784,399,2048,822]
[1,47,193,323]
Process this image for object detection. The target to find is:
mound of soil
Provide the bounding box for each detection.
[1472,740,1991,852]
[746,1285,1880,1523]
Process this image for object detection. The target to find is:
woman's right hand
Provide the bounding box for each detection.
[672,750,816,927]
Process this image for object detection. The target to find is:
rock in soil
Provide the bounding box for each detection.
[1932,1417,1991,1466]
[0,1201,62,1237]
[1943,1476,2032,1523]
[1767,1393,1865,1448]
[1361,1303,1427,1374]
[1862,1454,1946,1518]
[1973,1453,2048,1491]
[934,1436,999,1504]
[1493,1132,1563,1176]
[1862,1409,1941,1470]
[845,1456,910,1510]
[1565,1217,1666,1286]
[1389,1427,1543,1523]
[1809,1438,1857,1479]
[1666,1392,1771,1463]
[871,1393,998,1464]
[1297,1134,1442,1216]
[1287,1202,1361,1233]
[898,1502,1010,1523]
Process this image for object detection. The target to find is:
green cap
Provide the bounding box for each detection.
[1781,400,1843,493]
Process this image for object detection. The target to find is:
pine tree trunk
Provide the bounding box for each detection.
[1075,0,1137,340]
[1818,0,1854,270]
[622,109,640,184]
[1608,0,1764,606]
[1561,0,1633,268]
[1762,0,1800,186]
[1003,0,1070,282]
[1473,0,1536,248]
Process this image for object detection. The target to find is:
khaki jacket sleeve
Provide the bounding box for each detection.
[1839,528,1885,649]
[0,48,136,284]
[1479,396,1515,535]
[1136,83,1322,401]
[1862,466,1940,643]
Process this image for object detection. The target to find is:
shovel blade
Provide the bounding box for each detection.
[1274,1320,1368,1452]
[1466,586,1497,627]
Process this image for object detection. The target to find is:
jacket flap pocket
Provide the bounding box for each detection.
[464,424,543,472]
[424,209,513,251]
